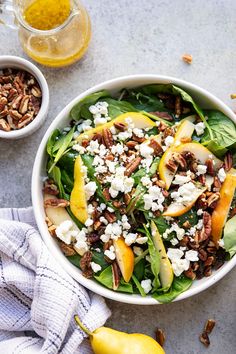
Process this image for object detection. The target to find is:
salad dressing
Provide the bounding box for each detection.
[19,0,91,67]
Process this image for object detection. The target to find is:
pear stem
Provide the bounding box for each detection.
[74,315,93,336]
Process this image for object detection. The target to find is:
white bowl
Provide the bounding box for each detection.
[32,74,236,305]
[0,55,49,139]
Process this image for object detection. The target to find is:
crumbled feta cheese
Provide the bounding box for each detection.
[76,119,93,133]
[136,236,148,244]
[164,136,174,147]
[167,248,184,260]
[163,223,185,241]
[85,218,93,227]
[94,117,108,126]
[90,262,102,273]
[72,144,86,154]
[74,228,89,255]
[133,246,143,256]
[170,238,179,246]
[195,122,205,136]
[133,127,144,138]
[172,172,192,185]
[185,250,199,262]
[125,233,138,246]
[171,258,190,276]
[141,176,152,187]
[143,185,165,212]
[89,101,109,117]
[99,216,108,225]
[109,167,134,198]
[93,155,105,166]
[84,181,97,200]
[197,209,203,216]
[141,279,152,294]
[55,220,76,245]
[121,215,131,230]
[196,164,207,176]
[87,204,95,215]
[111,143,124,155]
[140,144,154,158]
[104,245,116,260]
[170,182,199,204]
[218,168,226,182]
[117,130,132,141]
[86,140,100,154]
[103,222,122,241]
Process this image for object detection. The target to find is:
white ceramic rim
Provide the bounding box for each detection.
[0,55,49,139]
[32,74,236,305]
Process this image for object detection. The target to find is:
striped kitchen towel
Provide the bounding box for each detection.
[0,207,111,354]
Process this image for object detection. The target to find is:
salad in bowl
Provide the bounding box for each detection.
[41,80,236,303]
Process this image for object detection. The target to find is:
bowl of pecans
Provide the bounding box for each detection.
[32,75,236,304]
[0,55,49,139]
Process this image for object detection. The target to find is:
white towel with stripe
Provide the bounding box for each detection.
[0,207,111,354]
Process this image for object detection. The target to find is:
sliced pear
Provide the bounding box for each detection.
[151,221,174,289]
[70,155,88,224]
[113,237,134,282]
[175,142,222,169]
[159,119,195,189]
[211,170,236,245]
[163,185,207,217]
[76,112,156,143]
[44,194,77,227]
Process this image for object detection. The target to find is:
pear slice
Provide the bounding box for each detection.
[70,155,88,224]
[151,221,174,289]
[76,112,156,143]
[163,185,207,217]
[159,119,195,189]
[44,194,77,227]
[175,142,222,169]
[113,237,134,283]
[211,169,236,245]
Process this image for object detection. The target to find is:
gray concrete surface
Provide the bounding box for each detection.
[0,0,236,353]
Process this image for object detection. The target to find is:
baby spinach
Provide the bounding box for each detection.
[94,266,133,293]
[102,97,138,118]
[70,90,110,120]
[58,151,78,179]
[131,274,146,297]
[223,215,236,258]
[152,275,193,303]
[134,258,145,281]
[200,110,236,157]
[67,254,81,267]
[48,127,75,173]
[61,169,74,194]
[47,129,60,157]
[178,209,198,227]
[143,225,160,290]
[151,216,169,235]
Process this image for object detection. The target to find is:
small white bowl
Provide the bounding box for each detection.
[0,55,49,139]
[32,74,236,305]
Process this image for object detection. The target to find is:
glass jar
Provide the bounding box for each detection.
[0,0,91,67]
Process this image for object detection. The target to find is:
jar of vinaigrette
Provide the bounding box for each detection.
[0,0,91,67]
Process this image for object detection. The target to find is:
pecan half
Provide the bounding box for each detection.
[165,157,178,173]
[206,159,215,176]
[19,95,30,114]
[204,319,216,334]
[126,140,138,149]
[104,210,117,223]
[60,242,76,256]
[132,134,145,143]
[213,176,221,191]
[158,121,169,131]
[114,122,126,131]
[125,156,142,176]
[92,132,103,143]
[199,332,210,347]
[44,198,70,208]
[182,53,193,64]
[175,96,182,117]
[112,261,121,290]
[173,152,187,170]
[149,111,173,121]
[80,251,93,278]
[103,188,111,201]
[87,233,100,244]
[17,113,34,129]
[9,109,22,121]
[0,118,10,131]
[184,268,196,280]
[224,151,233,172]
[31,85,42,97]
[0,97,7,111]
[156,328,166,347]
[149,139,163,156]
[206,192,220,209]
[43,180,59,195]
[102,128,113,148]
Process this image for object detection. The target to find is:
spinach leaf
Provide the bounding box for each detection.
[145,127,159,136]
[178,209,198,228]
[223,215,236,258]
[134,249,149,265]
[103,97,138,119]
[124,89,166,112]
[58,151,78,178]
[92,250,109,270]
[94,266,133,293]
[49,127,75,173]
[61,169,74,194]
[134,258,145,281]
[131,274,146,297]
[152,275,192,303]
[143,225,160,289]
[70,90,110,120]
[200,110,236,157]
[151,216,169,235]
[67,254,81,267]
[47,129,60,156]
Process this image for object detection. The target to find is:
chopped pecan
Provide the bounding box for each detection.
[8,88,18,101]
[162,126,175,139]
[43,180,59,195]
[0,118,10,131]
[213,176,221,191]
[204,319,216,334]
[198,174,206,185]
[158,121,169,131]
[126,140,138,149]
[112,261,121,290]
[80,251,93,278]
[204,266,212,277]
[149,139,163,156]
[184,268,196,280]
[44,198,70,208]
[17,113,34,129]
[206,159,215,176]
[132,134,145,143]
[31,85,42,97]
[60,242,76,256]
[223,151,233,172]
[0,97,7,111]
[114,122,126,131]
[149,111,173,121]
[48,224,57,237]
[9,109,22,121]
[183,220,191,229]
[182,54,193,64]
[180,136,192,143]
[102,128,113,148]
[199,332,210,347]
[162,189,169,197]
[113,200,122,208]
[0,107,8,118]
[165,157,178,173]
[196,193,208,210]
[155,179,166,188]
[124,193,131,205]
[198,211,212,242]
[173,152,187,170]
[105,153,115,161]
[19,95,30,114]
[11,94,23,110]
[155,328,166,347]
[93,220,102,231]
[198,248,208,261]
[104,210,117,223]
[103,188,111,201]
[81,139,89,147]
[125,156,142,176]
[175,96,182,117]
[204,256,215,267]
[92,132,103,143]
[206,192,220,209]
[87,233,100,244]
